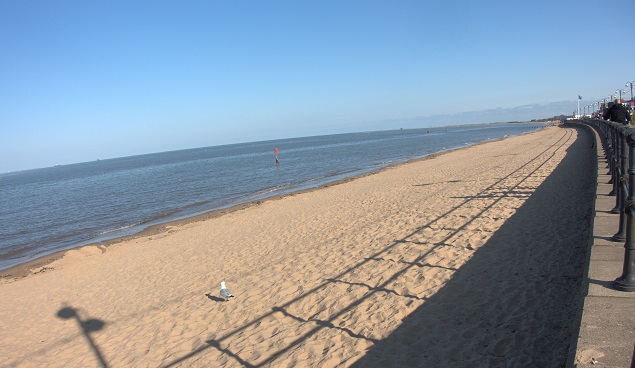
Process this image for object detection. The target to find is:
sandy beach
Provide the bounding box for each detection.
[0,125,595,367]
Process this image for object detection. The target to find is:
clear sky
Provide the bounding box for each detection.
[1,0,634,172]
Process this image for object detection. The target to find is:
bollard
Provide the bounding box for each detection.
[612,127,628,241]
[614,129,635,291]
[608,125,617,195]
[610,126,621,211]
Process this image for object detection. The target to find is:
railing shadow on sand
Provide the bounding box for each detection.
[159,126,590,367]
[580,118,635,292]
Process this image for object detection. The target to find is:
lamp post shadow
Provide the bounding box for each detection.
[57,306,108,368]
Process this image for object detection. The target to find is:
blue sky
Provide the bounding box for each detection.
[1,0,634,172]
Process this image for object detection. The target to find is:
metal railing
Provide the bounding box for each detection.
[588,118,635,292]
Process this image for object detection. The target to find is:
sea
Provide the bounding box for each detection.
[0,123,547,271]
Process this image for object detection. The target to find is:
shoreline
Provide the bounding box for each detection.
[0,128,545,282]
[0,124,593,367]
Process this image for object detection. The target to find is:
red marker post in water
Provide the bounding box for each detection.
[274,147,280,164]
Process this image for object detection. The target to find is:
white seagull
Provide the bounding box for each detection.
[220,281,234,301]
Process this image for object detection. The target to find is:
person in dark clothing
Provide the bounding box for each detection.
[603,99,632,124]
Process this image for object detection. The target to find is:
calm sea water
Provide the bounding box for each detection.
[0,123,545,270]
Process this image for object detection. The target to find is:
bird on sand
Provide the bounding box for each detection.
[220,281,234,301]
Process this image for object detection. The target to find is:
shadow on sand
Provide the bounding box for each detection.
[159,125,594,367]
[57,306,108,368]
[350,124,595,367]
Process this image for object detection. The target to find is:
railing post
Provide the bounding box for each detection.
[610,125,621,210]
[608,124,617,195]
[614,128,635,292]
[612,126,628,241]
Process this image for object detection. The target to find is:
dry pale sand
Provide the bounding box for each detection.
[0,125,595,368]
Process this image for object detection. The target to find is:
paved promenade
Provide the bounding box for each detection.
[573,122,635,367]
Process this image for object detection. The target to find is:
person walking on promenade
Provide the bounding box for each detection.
[603,98,632,124]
